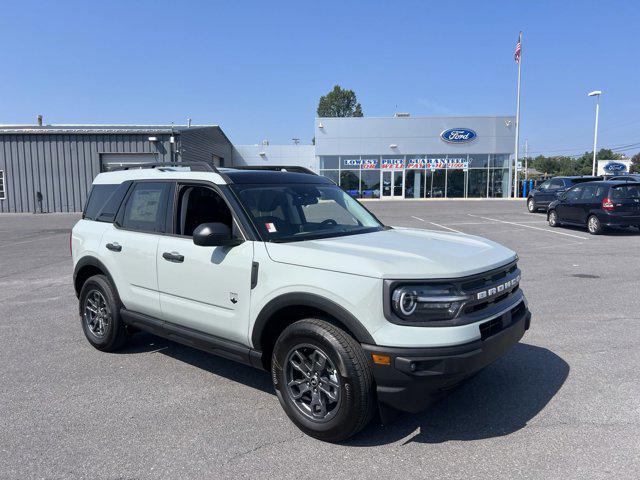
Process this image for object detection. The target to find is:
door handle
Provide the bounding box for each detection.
[162,251,184,263]
[106,242,122,252]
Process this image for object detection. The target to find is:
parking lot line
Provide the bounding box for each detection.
[410,215,425,222]
[467,214,589,240]
[429,222,465,234]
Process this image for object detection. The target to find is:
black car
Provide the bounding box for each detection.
[608,174,640,182]
[526,176,602,213]
[547,180,640,234]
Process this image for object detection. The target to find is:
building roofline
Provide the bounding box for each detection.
[315,115,515,120]
[0,124,224,135]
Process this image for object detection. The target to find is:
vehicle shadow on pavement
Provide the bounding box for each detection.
[121,333,274,394]
[346,343,569,446]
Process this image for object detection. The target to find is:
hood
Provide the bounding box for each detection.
[265,227,517,279]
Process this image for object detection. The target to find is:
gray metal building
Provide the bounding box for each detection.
[0,124,232,213]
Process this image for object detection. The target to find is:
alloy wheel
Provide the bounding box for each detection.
[588,216,599,234]
[284,344,341,422]
[84,290,111,338]
[528,199,535,212]
[549,211,557,226]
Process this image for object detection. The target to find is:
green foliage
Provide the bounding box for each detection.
[317,85,364,117]
[631,153,640,173]
[528,149,624,177]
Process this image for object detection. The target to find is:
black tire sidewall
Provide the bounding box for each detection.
[79,275,125,351]
[272,320,370,440]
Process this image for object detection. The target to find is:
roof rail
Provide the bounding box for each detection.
[230,165,317,175]
[114,161,214,172]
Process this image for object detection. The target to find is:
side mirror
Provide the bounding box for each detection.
[193,223,243,247]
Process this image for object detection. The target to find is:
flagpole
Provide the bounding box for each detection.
[513,31,523,198]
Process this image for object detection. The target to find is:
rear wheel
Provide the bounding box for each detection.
[272,318,375,442]
[587,215,603,235]
[527,198,537,213]
[548,210,559,227]
[79,275,128,351]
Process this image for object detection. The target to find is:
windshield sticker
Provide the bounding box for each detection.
[265,222,277,233]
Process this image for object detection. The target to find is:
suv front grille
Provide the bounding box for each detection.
[479,300,526,341]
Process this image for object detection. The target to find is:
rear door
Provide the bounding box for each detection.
[577,184,600,225]
[100,181,170,319]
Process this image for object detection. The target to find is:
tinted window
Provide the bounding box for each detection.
[84,184,118,220]
[549,179,564,190]
[581,185,597,201]
[611,185,640,199]
[566,186,583,201]
[538,180,550,191]
[121,182,167,232]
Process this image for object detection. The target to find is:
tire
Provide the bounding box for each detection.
[79,274,129,352]
[548,210,559,227]
[271,318,375,442]
[587,215,603,235]
[527,198,537,213]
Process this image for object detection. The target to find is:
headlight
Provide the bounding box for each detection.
[391,284,470,322]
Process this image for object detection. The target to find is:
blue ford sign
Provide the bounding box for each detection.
[441,128,477,144]
[603,162,627,173]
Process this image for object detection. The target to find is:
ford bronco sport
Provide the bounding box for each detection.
[72,162,531,442]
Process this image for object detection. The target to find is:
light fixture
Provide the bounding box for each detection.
[148,136,158,142]
[588,90,602,97]
[390,144,398,149]
[259,152,266,157]
[318,122,324,129]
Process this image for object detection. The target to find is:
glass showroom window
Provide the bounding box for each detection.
[447,169,466,198]
[340,171,360,197]
[319,156,339,169]
[360,156,380,198]
[404,156,425,199]
[468,169,489,198]
[0,170,5,200]
[489,168,509,198]
[321,170,339,185]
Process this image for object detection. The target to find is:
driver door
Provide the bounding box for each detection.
[157,183,253,345]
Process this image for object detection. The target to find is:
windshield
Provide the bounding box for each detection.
[232,183,384,242]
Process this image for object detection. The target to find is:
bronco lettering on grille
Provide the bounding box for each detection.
[476,275,520,300]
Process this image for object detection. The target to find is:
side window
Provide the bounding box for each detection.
[121,182,168,232]
[549,179,564,190]
[84,184,118,220]
[176,185,234,237]
[538,180,550,191]
[596,186,608,199]
[566,186,583,202]
[581,185,597,201]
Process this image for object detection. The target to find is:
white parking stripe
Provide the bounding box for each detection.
[429,222,465,234]
[410,215,425,222]
[467,214,589,240]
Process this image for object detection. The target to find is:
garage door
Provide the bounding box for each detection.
[100,153,158,172]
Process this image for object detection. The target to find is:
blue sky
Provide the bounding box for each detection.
[1,0,638,157]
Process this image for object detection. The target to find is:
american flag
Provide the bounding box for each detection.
[514,32,522,63]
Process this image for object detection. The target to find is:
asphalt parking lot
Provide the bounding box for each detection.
[2,200,640,480]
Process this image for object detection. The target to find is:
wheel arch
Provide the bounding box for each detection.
[73,256,120,302]
[252,293,376,370]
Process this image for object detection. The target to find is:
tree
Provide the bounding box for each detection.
[317,85,364,117]
[631,153,640,173]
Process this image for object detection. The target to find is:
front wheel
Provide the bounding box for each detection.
[548,210,559,227]
[272,319,375,442]
[587,215,603,235]
[527,198,537,213]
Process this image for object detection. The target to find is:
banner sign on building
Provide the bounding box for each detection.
[343,158,378,169]
[425,157,469,169]
[406,158,426,169]
[597,159,631,175]
[381,158,404,169]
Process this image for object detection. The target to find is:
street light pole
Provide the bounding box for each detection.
[588,90,602,176]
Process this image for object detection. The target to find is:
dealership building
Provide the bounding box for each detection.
[0,115,515,213]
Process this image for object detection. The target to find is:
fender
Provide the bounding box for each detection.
[252,292,377,349]
[73,255,121,304]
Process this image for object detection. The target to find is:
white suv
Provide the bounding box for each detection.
[71,163,531,441]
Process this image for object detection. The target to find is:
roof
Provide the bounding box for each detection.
[221,169,331,185]
[0,124,222,135]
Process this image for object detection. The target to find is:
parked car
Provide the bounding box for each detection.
[547,180,640,234]
[72,162,531,441]
[526,176,602,213]
[608,174,640,182]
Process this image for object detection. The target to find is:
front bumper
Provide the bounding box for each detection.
[362,303,531,413]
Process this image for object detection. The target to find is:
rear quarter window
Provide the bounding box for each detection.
[83,184,118,220]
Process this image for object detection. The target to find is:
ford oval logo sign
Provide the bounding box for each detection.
[441,128,477,144]
[603,162,627,173]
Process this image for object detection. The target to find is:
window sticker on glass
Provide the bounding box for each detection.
[265,222,277,233]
